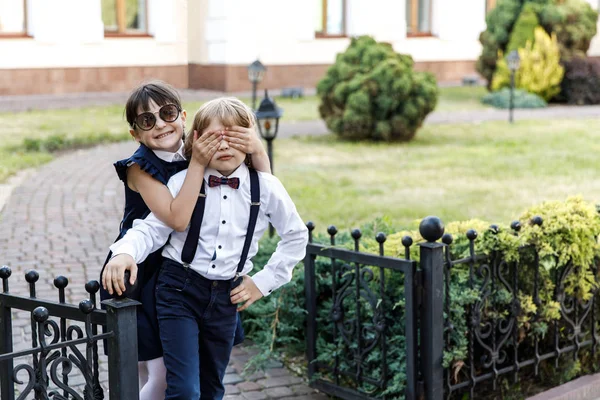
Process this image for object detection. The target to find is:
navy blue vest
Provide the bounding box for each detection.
[103,144,188,293]
[114,144,189,238]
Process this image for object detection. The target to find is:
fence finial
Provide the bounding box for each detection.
[511,220,522,232]
[85,281,100,295]
[419,216,444,243]
[442,233,453,245]
[54,276,68,289]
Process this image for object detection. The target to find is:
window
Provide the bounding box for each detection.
[315,0,346,37]
[406,0,432,36]
[0,0,27,36]
[486,0,497,13]
[102,0,147,35]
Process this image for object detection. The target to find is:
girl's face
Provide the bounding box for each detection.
[130,99,186,153]
[204,119,246,177]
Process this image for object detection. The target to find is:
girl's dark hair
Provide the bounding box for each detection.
[125,80,182,128]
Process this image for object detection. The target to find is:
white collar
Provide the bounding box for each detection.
[152,142,186,162]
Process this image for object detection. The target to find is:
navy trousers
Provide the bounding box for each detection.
[156,259,239,400]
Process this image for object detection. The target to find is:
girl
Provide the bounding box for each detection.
[100,81,270,399]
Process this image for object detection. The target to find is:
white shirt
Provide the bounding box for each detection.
[110,163,308,296]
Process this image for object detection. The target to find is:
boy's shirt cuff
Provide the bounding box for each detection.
[109,242,139,263]
[251,271,276,297]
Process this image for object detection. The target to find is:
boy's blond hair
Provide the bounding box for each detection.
[184,97,256,160]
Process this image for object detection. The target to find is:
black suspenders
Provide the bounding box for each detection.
[180,169,261,278]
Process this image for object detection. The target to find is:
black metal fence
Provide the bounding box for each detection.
[0,266,139,400]
[304,216,600,400]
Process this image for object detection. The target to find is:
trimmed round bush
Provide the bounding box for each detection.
[481,88,547,109]
[317,36,438,142]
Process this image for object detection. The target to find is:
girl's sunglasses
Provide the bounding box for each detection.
[133,104,181,131]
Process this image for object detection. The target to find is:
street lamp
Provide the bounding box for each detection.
[507,50,521,124]
[255,90,283,237]
[247,59,267,110]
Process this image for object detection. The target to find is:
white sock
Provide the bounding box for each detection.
[139,357,168,400]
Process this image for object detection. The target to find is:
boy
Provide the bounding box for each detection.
[103,97,308,399]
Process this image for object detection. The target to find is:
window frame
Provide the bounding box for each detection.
[0,0,30,38]
[103,0,150,38]
[406,0,433,38]
[315,0,347,39]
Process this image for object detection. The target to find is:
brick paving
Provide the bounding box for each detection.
[0,142,326,399]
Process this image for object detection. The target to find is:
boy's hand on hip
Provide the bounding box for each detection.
[102,254,138,296]
[230,275,263,312]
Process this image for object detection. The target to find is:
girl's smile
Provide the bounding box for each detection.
[130,99,186,153]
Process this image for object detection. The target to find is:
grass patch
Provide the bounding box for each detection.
[274,118,600,231]
[436,85,492,112]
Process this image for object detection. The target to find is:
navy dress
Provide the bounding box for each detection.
[100,144,245,361]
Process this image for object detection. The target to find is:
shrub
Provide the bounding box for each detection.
[317,35,438,142]
[476,0,546,88]
[492,27,564,101]
[538,0,598,60]
[477,0,597,88]
[245,197,600,398]
[506,3,540,53]
[559,56,600,105]
[481,87,547,108]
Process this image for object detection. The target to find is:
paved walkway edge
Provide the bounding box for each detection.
[527,372,600,400]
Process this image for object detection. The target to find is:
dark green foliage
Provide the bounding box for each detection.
[477,0,598,88]
[559,56,600,105]
[317,36,438,142]
[481,87,547,108]
[507,4,540,52]
[538,0,598,60]
[245,198,600,399]
[477,0,532,89]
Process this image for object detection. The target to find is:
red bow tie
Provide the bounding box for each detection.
[208,175,240,189]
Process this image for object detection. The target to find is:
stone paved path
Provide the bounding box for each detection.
[0,142,326,399]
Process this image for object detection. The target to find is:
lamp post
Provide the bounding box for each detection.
[507,50,521,124]
[255,89,283,237]
[247,60,267,110]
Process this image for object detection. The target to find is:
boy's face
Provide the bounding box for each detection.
[204,119,246,177]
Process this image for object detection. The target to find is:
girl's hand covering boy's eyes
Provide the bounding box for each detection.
[230,275,263,312]
[102,254,138,297]
[222,126,264,155]
[190,129,222,166]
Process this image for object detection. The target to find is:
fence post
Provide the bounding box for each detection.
[304,222,317,379]
[102,297,140,400]
[418,217,445,400]
[0,266,14,400]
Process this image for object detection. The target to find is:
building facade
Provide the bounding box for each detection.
[1,0,599,95]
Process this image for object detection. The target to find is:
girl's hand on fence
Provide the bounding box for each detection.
[102,254,138,296]
[191,129,222,167]
[230,275,263,312]
[223,126,264,154]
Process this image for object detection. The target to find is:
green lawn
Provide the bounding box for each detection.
[274,119,600,231]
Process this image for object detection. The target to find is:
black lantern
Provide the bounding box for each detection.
[507,50,520,124]
[247,60,267,110]
[255,90,283,237]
